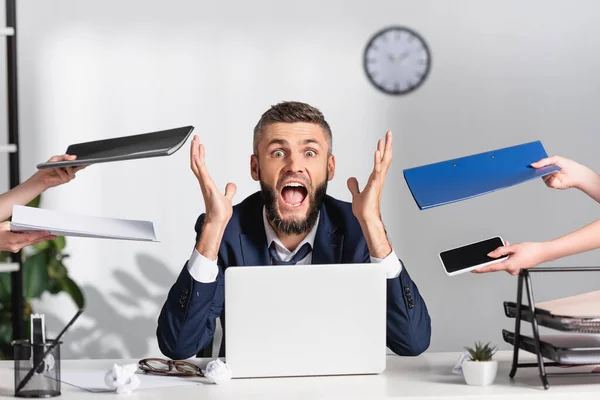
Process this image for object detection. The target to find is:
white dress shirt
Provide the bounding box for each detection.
[187,208,403,283]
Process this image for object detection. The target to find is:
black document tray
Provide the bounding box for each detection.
[504,301,600,333]
[503,329,600,365]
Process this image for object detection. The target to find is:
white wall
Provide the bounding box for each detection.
[0,0,9,193]
[9,0,600,358]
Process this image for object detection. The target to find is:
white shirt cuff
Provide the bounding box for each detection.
[370,249,403,279]
[187,248,219,283]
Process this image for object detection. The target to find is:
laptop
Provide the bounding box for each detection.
[224,263,387,378]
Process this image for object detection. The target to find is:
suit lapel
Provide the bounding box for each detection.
[311,204,344,265]
[239,195,270,266]
[240,233,270,266]
[238,194,344,266]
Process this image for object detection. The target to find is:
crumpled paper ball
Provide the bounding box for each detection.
[452,351,473,376]
[104,364,141,394]
[204,359,232,384]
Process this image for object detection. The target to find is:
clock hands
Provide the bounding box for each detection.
[387,51,411,64]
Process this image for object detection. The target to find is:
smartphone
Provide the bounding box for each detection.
[439,236,508,276]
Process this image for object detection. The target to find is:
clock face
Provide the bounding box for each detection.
[363,26,431,95]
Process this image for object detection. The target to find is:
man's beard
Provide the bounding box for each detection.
[260,176,328,235]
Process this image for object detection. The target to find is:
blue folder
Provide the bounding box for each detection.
[403,141,561,210]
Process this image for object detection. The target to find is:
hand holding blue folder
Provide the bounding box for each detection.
[403,141,561,210]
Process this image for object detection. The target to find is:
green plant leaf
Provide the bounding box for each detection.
[32,241,50,252]
[0,273,10,303]
[62,276,85,309]
[0,251,11,263]
[54,236,66,252]
[47,279,62,295]
[56,262,67,279]
[26,195,41,208]
[464,341,497,361]
[48,259,67,280]
[0,323,12,359]
[22,252,49,299]
[0,323,11,346]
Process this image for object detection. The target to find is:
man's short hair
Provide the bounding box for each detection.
[253,101,332,156]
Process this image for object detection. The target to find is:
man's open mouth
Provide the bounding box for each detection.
[280,182,308,207]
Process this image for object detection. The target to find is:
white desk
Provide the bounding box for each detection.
[1,351,599,399]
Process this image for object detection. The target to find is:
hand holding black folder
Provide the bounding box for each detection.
[37,126,194,169]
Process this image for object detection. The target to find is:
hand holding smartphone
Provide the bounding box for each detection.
[439,236,508,276]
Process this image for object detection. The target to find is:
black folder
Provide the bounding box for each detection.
[36,126,194,169]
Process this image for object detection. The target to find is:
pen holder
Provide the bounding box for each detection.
[12,339,61,398]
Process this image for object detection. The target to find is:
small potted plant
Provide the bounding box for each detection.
[461,341,498,386]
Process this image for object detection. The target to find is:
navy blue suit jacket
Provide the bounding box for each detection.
[157,192,431,359]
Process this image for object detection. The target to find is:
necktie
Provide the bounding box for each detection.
[269,242,312,265]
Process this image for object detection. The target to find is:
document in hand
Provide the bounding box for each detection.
[10,205,159,242]
[36,125,194,169]
[403,140,561,210]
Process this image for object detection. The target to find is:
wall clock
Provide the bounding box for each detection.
[363,26,431,95]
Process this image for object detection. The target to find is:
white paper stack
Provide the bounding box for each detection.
[10,205,159,242]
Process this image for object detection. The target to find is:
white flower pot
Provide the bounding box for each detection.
[462,360,498,386]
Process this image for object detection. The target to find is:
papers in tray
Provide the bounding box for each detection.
[10,205,158,242]
[537,290,600,318]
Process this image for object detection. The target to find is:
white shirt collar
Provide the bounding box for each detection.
[262,207,320,257]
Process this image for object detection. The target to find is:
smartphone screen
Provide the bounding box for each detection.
[440,237,506,274]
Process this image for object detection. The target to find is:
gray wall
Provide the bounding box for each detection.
[8,0,600,358]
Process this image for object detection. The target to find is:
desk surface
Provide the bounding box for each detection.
[1,351,599,399]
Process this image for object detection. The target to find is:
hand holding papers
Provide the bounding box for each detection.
[10,205,158,242]
[0,220,55,252]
